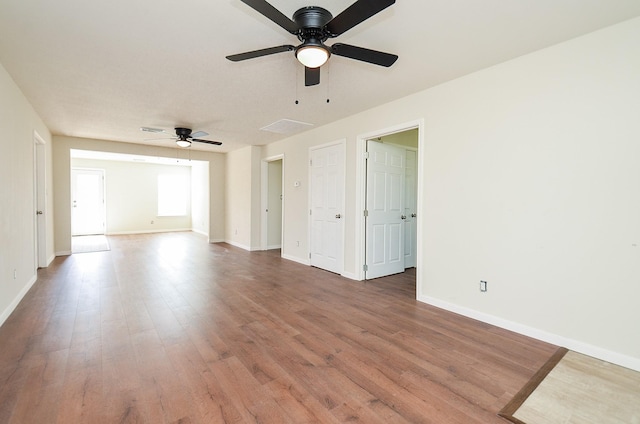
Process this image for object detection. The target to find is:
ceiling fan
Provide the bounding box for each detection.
[140,127,222,148]
[226,0,398,86]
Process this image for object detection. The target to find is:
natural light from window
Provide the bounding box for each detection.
[158,174,188,216]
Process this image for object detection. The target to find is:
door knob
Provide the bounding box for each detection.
[401,215,407,220]
[36,210,43,215]
[411,213,417,218]
[335,214,341,219]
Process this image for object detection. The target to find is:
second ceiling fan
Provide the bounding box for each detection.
[226,0,398,86]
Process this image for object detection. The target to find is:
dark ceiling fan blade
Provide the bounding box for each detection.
[325,0,395,36]
[240,0,299,33]
[226,45,295,62]
[331,43,398,67]
[190,131,208,138]
[192,138,223,146]
[305,67,320,86]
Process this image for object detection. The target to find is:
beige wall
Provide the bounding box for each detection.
[259,17,640,369]
[225,145,262,250]
[0,62,54,325]
[53,136,225,253]
[378,128,419,148]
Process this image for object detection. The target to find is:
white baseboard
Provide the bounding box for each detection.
[55,250,72,256]
[224,240,260,251]
[208,238,225,244]
[106,228,192,235]
[0,274,38,328]
[418,294,640,372]
[266,244,282,250]
[192,228,208,236]
[46,254,56,266]
[281,253,310,266]
[341,271,359,280]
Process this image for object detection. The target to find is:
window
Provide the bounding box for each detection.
[157,174,188,216]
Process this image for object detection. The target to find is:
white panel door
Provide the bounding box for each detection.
[71,169,105,236]
[366,140,405,279]
[404,149,417,268]
[310,143,344,274]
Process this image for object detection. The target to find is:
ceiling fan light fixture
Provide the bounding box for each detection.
[295,43,330,68]
[176,139,191,148]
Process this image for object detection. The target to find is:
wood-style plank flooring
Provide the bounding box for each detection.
[0,232,557,423]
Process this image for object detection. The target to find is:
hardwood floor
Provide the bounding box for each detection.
[0,232,557,423]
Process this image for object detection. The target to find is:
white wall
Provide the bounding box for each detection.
[191,161,209,237]
[225,145,262,250]
[259,17,640,370]
[72,158,193,234]
[0,62,54,326]
[53,136,225,254]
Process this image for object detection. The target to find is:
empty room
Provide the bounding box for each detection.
[1,1,639,422]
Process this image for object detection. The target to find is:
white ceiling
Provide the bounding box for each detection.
[1,1,640,153]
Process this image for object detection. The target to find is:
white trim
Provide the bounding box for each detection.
[0,274,38,327]
[106,228,191,235]
[224,239,259,251]
[56,250,72,256]
[208,238,225,244]
[192,228,209,237]
[266,244,282,250]
[341,271,359,280]
[418,294,640,372]
[282,253,310,266]
[355,119,425,281]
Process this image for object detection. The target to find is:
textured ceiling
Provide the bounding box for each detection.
[1,0,640,152]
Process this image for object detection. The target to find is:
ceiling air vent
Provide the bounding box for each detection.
[260,119,313,134]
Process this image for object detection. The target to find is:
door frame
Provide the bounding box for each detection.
[355,119,425,282]
[260,154,285,252]
[33,130,47,269]
[308,139,347,275]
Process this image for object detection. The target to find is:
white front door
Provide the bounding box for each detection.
[404,149,417,268]
[366,140,405,279]
[310,143,344,274]
[71,168,105,236]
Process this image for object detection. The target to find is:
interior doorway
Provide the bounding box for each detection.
[357,122,422,282]
[261,155,284,252]
[34,132,47,268]
[71,168,106,236]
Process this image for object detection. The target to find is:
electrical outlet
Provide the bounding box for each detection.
[14,269,17,280]
[480,280,487,292]
[296,241,300,247]
[150,220,154,224]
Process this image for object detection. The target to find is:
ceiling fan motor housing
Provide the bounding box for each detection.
[294,6,333,42]
[175,127,192,139]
